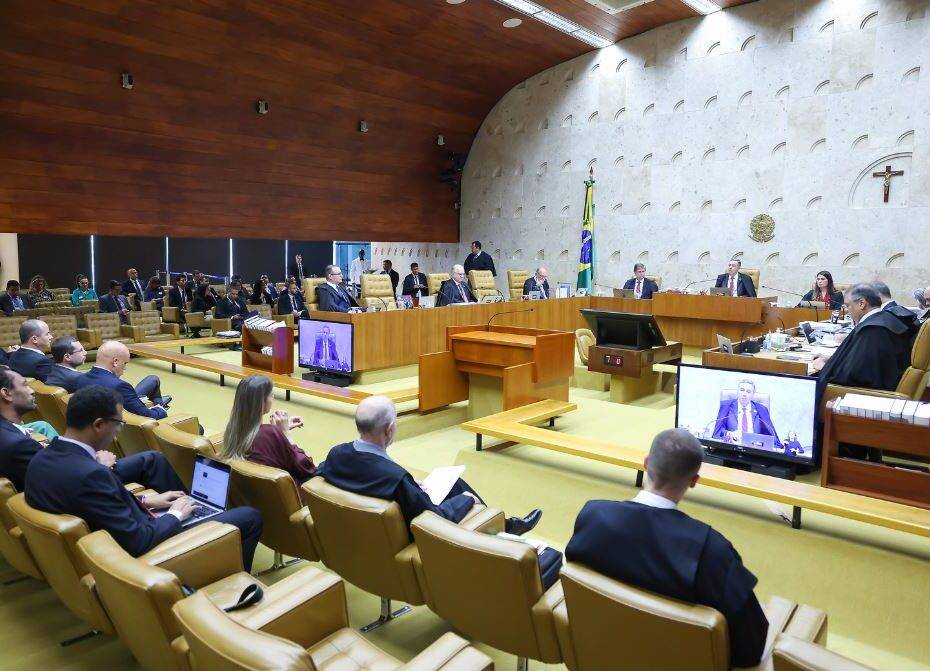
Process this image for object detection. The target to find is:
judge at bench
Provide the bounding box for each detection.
[316,264,360,313]
[312,325,340,368]
[402,263,428,299]
[522,266,551,298]
[622,263,658,299]
[565,428,769,667]
[714,259,756,297]
[437,264,477,306]
[711,379,782,448]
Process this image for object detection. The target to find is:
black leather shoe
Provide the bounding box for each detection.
[505,509,542,536]
[159,395,172,407]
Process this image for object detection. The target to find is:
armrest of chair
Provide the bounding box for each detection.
[211,317,232,333]
[141,521,243,588]
[163,306,180,323]
[458,505,505,534]
[206,432,225,450]
[76,328,100,349]
[233,566,348,649]
[782,604,828,645]
[552,598,575,671]
[160,322,181,338]
[124,482,145,494]
[186,312,208,327]
[121,324,144,341]
[161,414,201,436]
[401,632,493,671]
[529,580,565,662]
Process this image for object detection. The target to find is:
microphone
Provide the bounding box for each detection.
[594,282,621,295]
[682,278,717,291]
[488,308,534,327]
[763,285,820,321]
[761,284,805,298]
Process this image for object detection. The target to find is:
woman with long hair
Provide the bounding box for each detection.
[250,278,270,305]
[799,270,843,310]
[28,275,54,304]
[220,375,316,485]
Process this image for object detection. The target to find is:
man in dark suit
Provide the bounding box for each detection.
[463,240,496,277]
[121,268,145,306]
[402,263,428,300]
[622,263,659,299]
[260,274,278,303]
[873,281,920,347]
[565,428,769,668]
[714,259,756,297]
[0,366,49,491]
[437,264,477,306]
[288,254,308,282]
[46,336,87,392]
[24,386,262,570]
[74,341,171,419]
[316,264,360,312]
[9,319,53,382]
[277,281,308,319]
[166,275,188,311]
[312,325,341,368]
[215,285,251,330]
[0,280,35,316]
[522,267,551,299]
[711,379,782,448]
[380,260,400,298]
[100,280,132,323]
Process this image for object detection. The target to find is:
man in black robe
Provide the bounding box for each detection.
[463,240,496,277]
[872,281,920,365]
[565,428,769,668]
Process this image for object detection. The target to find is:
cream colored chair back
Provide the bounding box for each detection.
[29,380,68,434]
[427,273,450,296]
[303,278,325,311]
[897,320,930,399]
[508,270,529,299]
[0,478,43,580]
[468,270,498,301]
[360,274,397,310]
[43,314,78,340]
[646,275,662,289]
[743,269,760,293]
[86,311,131,343]
[151,424,218,490]
[0,316,26,348]
[575,329,595,365]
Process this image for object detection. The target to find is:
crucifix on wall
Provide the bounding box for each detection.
[872,164,904,203]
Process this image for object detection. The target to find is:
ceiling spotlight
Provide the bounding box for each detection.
[256,99,269,114]
[359,120,369,133]
[446,0,466,4]
[681,0,720,14]
[503,18,523,28]
[437,134,446,146]
[121,72,133,89]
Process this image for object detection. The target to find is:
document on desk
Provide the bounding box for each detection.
[422,465,466,505]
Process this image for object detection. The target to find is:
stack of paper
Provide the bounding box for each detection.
[244,316,287,332]
[835,395,930,425]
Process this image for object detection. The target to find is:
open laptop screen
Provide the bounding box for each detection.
[190,456,231,508]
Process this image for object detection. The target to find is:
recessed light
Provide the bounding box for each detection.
[681,0,720,14]
[503,18,522,28]
[446,0,466,4]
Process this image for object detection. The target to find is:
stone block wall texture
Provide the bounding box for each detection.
[373,0,929,304]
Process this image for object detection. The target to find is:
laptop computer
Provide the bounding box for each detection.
[741,432,776,450]
[708,287,730,296]
[180,455,231,527]
[716,334,734,354]
[613,288,636,298]
[418,295,435,308]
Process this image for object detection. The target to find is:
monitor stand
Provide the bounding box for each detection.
[302,370,353,387]
[703,449,797,480]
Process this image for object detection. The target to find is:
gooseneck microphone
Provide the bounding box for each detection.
[683,278,717,291]
[761,284,805,298]
[488,308,534,327]
[762,284,820,322]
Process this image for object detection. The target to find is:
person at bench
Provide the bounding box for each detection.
[437,264,477,306]
[316,264,360,312]
[25,386,263,570]
[872,280,920,347]
[73,341,172,419]
[798,270,842,310]
[9,319,53,383]
[566,428,768,668]
[523,267,551,299]
[622,263,658,299]
[45,335,87,392]
[711,378,781,448]
[220,375,316,490]
[714,259,756,297]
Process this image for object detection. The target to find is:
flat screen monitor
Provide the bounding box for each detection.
[675,364,817,466]
[298,318,353,374]
[580,309,666,350]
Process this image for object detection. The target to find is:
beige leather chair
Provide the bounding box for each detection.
[508,270,529,299]
[575,329,595,365]
[360,273,397,310]
[85,311,135,345]
[743,268,760,294]
[30,380,68,434]
[185,309,211,336]
[427,273,450,297]
[0,315,27,349]
[555,562,827,671]
[162,301,190,330]
[773,636,876,671]
[77,527,262,671]
[209,308,234,335]
[468,270,498,301]
[646,275,662,289]
[129,310,181,342]
[303,278,326,312]
[228,460,319,571]
[833,283,850,296]
[151,423,221,489]
[0,478,43,581]
[42,314,81,344]
[412,512,562,670]
[172,567,493,671]
[303,477,504,630]
[116,411,203,459]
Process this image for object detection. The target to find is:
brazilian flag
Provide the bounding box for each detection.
[577,172,595,291]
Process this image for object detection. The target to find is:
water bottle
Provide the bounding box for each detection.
[762,332,771,351]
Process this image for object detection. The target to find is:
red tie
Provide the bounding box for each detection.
[729,276,735,295]
[458,283,468,302]
[635,280,642,295]
[741,408,750,433]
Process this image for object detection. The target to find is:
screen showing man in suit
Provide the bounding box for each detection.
[298,319,352,373]
[710,379,782,448]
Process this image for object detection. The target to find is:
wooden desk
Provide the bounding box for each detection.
[587,343,682,402]
[822,403,930,509]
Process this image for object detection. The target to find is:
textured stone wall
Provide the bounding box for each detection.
[374,0,929,303]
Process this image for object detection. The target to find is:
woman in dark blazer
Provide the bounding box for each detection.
[143,277,165,309]
[799,270,843,310]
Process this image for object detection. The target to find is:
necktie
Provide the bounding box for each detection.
[741,408,750,433]
[298,261,303,278]
[458,283,468,302]
[539,283,547,298]
[635,279,642,296]
[729,276,736,295]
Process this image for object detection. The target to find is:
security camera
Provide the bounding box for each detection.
[256,99,269,114]
[121,72,133,89]
[359,120,369,133]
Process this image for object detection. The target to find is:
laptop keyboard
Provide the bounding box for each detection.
[189,504,218,520]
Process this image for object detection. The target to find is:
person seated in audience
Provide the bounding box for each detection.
[402,262,428,300]
[122,268,146,305]
[143,276,165,309]
[183,274,194,302]
[437,264,477,305]
[277,280,308,319]
[191,282,217,314]
[872,280,920,337]
[799,270,843,310]
[74,341,172,419]
[219,375,316,489]
[9,319,53,382]
[27,275,55,304]
[45,335,87,392]
[714,258,756,297]
[0,366,62,489]
[316,264,360,312]
[215,285,250,331]
[566,428,769,668]
[1,280,36,316]
[99,280,132,323]
[71,274,97,306]
[319,396,542,535]
[622,263,658,299]
[260,274,278,302]
[167,274,188,311]
[913,286,929,309]
[24,386,263,570]
[523,266,551,299]
[250,277,273,305]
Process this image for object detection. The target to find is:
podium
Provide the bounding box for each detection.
[587,343,682,403]
[651,293,778,347]
[241,325,294,375]
[418,325,574,416]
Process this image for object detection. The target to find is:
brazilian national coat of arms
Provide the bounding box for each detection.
[749,214,775,243]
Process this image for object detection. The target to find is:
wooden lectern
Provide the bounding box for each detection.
[586,342,682,403]
[418,325,574,416]
[241,325,294,375]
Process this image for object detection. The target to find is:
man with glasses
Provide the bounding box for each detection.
[437,264,477,306]
[24,386,262,569]
[73,341,172,419]
[45,335,88,392]
[316,264,361,312]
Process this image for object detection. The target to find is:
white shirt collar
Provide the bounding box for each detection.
[881,300,893,308]
[21,346,46,355]
[59,436,97,460]
[631,490,678,509]
[857,306,883,326]
[326,281,341,290]
[352,438,392,461]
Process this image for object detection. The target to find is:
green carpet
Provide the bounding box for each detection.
[2,350,928,670]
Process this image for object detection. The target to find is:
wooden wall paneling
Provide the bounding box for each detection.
[16,234,89,290]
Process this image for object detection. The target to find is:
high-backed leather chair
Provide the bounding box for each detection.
[303,477,504,630]
[129,310,181,342]
[30,380,68,434]
[427,273,450,297]
[210,308,234,335]
[468,270,498,301]
[228,460,319,571]
[412,512,563,670]
[574,329,594,365]
[0,478,43,581]
[42,313,77,341]
[646,275,662,289]
[162,302,190,330]
[773,636,875,671]
[833,283,850,296]
[0,315,27,349]
[172,568,493,671]
[743,268,761,294]
[303,278,326,312]
[116,411,203,459]
[508,270,529,299]
[85,312,134,345]
[555,562,827,671]
[185,309,211,336]
[360,273,397,310]
[151,423,221,489]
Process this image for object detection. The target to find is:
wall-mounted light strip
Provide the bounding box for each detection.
[228,239,234,281]
[164,237,170,276]
[284,240,289,282]
[493,0,614,48]
[89,235,96,290]
[681,0,720,14]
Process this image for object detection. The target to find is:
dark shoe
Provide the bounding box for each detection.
[505,509,542,536]
[159,395,172,407]
[231,344,242,351]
